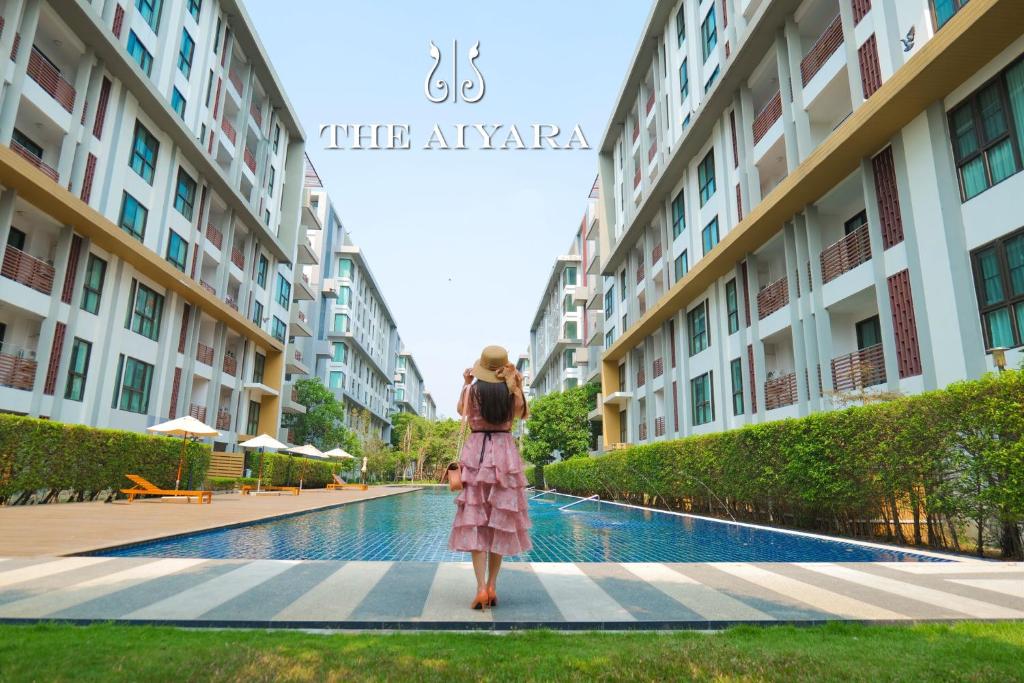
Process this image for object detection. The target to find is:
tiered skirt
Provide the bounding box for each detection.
[448,431,532,556]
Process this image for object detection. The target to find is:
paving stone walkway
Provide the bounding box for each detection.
[0,557,1019,630]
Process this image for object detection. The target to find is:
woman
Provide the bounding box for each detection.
[448,345,531,610]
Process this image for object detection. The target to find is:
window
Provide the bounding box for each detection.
[329,371,344,389]
[563,266,578,286]
[263,209,270,226]
[126,281,164,341]
[115,356,154,414]
[126,32,153,76]
[339,286,351,305]
[932,0,969,29]
[81,255,107,314]
[256,255,269,288]
[205,70,215,106]
[246,400,260,435]
[267,167,275,197]
[178,29,195,78]
[332,342,347,363]
[619,271,627,300]
[973,230,1024,349]
[273,124,281,153]
[170,87,186,119]
[730,359,744,416]
[563,348,576,369]
[118,192,148,241]
[726,279,739,333]
[604,287,615,317]
[856,315,883,349]
[213,17,222,53]
[704,66,720,93]
[276,273,291,307]
[337,257,353,278]
[64,338,92,401]
[12,128,43,159]
[129,121,159,184]
[948,60,1024,201]
[135,0,162,32]
[252,352,265,383]
[687,301,710,355]
[844,210,868,235]
[679,60,689,101]
[334,313,349,333]
[564,321,578,340]
[173,168,196,219]
[252,300,264,326]
[676,5,685,46]
[698,150,716,205]
[165,230,187,271]
[671,189,686,238]
[605,329,615,348]
[701,217,720,256]
[691,372,714,425]
[674,251,689,281]
[187,0,202,21]
[271,317,286,342]
[701,7,717,61]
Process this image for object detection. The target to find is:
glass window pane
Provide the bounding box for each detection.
[1005,61,1024,155]
[961,156,989,199]
[987,139,1019,184]
[978,248,1005,304]
[978,85,1009,141]
[985,307,1015,348]
[951,106,979,159]
[1006,235,1024,296]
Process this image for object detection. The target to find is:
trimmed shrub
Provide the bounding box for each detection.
[245,451,347,489]
[542,371,1024,559]
[0,414,210,503]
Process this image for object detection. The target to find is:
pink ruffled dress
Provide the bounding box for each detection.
[448,384,532,556]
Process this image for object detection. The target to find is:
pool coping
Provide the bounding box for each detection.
[528,490,986,564]
[74,486,421,557]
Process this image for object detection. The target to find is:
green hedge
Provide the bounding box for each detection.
[244,451,348,489]
[0,414,210,503]
[541,371,1024,559]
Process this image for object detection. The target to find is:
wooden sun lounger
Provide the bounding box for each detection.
[326,475,367,491]
[120,474,213,504]
[241,485,300,496]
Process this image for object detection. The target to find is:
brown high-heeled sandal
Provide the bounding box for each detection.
[471,589,490,610]
[487,586,497,607]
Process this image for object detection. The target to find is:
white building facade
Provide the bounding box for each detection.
[594,0,1024,447]
[0,0,307,448]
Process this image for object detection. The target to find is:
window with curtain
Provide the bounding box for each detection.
[687,300,709,355]
[126,281,164,341]
[676,5,685,47]
[931,0,969,30]
[674,250,689,281]
[730,359,744,416]
[726,279,739,333]
[698,151,716,205]
[971,228,1024,349]
[64,338,92,402]
[691,372,714,425]
[129,121,159,184]
[700,7,717,62]
[671,189,686,238]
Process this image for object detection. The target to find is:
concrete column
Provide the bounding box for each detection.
[837,0,865,110]
[56,49,95,184]
[804,206,835,399]
[782,21,812,165]
[88,259,130,428]
[744,252,767,421]
[0,0,27,86]
[783,222,809,412]
[51,236,92,422]
[69,60,105,199]
[733,261,753,425]
[29,227,76,417]
[0,0,42,143]
[0,189,16,253]
[876,0,905,79]
[738,85,760,206]
[793,213,822,412]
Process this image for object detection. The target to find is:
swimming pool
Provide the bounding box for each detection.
[95,488,947,562]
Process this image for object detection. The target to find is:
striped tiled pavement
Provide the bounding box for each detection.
[0,557,1020,630]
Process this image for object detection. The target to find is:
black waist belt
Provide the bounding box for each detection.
[471,430,511,465]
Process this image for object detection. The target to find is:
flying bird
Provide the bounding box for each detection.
[901,26,916,52]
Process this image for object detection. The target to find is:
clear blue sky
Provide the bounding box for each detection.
[246,1,650,416]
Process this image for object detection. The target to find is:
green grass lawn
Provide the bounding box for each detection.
[1,622,1022,682]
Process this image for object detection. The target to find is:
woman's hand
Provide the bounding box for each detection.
[463,368,474,385]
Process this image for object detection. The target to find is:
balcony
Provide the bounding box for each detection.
[282,385,307,415]
[297,234,318,265]
[831,344,886,392]
[633,167,641,189]
[0,346,37,391]
[221,118,237,146]
[294,272,315,300]
[321,279,338,298]
[286,347,310,375]
[652,358,664,379]
[636,262,645,283]
[290,308,313,337]
[648,141,658,164]
[765,372,798,410]
[654,416,666,437]
[250,101,263,128]
[645,90,656,115]
[637,368,646,387]
[243,146,256,174]
[199,280,216,295]
[752,91,782,144]
[230,246,245,270]
[2,245,54,295]
[189,404,208,422]
[820,224,871,284]
[27,45,75,113]
[573,284,589,304]
[223,354,237,377]
[225,293,239,311]
[228,68,244,95]
[215,409,232,431]
[11,140,58,182]
[800,14,843,86]
[196,342,215,366]
[638,422,648,441]
[651,243,662,265]
[757,276,789,319]
[206,223,224,250]
[631,124,639,144]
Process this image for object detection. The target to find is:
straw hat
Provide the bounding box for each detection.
[471,345,510,383]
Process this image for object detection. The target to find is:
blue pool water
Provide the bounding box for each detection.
[95,488,946,562]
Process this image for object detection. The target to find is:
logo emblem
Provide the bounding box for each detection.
[425,40,485,104]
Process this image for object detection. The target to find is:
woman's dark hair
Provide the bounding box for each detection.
[474,380,513,424]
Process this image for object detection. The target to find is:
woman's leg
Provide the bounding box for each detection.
[486,552,503,588]
[471,551,487,591]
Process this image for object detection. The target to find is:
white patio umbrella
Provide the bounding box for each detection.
[239,434,288,493]
[147,416,220,491]
[288,444,325,490]
[322,448,356,459]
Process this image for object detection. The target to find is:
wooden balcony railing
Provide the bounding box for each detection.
[654,416,666,437]
[199,280,216,295]
[291,388,299,402]
[225,293,238,311]
[230,245,245,270]
[632,124,640,143]
[250,100,263,127]
[646,90,656,115]
[0,350,37,391]
[765,372,798,410]
[636,263,645,283]
[800,14,843,86]
[852,0,872,25]
[652,357,664,378]
[633,167,641,189]
[757,276,789,319]
[648,141,658,163]
[831,343,886,392]
[189,404,207,422]
[2,245,54,294]
[27,45,75,113]
[228,68,244,94]
[223,354,237,377]
[638,422,648,440]
[206,223,223,250]
[11,140,58,182]
[243,146,256,174]
[196,342,215,366]
[821,224,871,284]
[221,117,236,145]
[651,243,662,264]
[215,409,231,431]
[637,368,646,387]
[752,90,782,144]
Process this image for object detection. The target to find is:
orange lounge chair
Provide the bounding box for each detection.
[241,484,300,495]
[327,474,367,491]
[120,474,212,504]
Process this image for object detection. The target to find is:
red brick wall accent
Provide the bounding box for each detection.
[887,270,923,378]
[872,146,905,249]
[43,322,66,396]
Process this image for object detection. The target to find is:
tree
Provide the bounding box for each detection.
[522,384,598,486]
[281,378,361,456]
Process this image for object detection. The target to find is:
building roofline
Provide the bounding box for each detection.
[530,255,583,330]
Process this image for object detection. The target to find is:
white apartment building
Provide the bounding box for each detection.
[594,0,1024,447]
[421,390,436,421]
[0,0,307,448]
[394,349,429,418]
[528,245,584,398]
